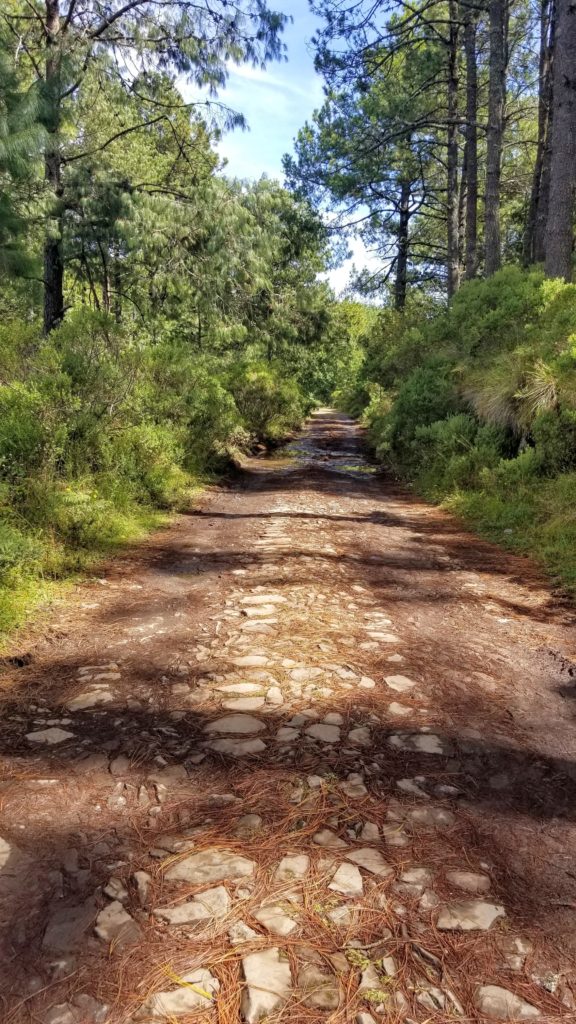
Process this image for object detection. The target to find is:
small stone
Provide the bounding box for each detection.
[437,900,506,931]
[307,775,324,788]
[164,848,255,884]
[500,936,533,971]
[274,854,310,882]
[359,964,382,992]
[357,1014,377,1024]
[204,714,265,735]
[385,675,416,692]
[26,727,76,745]
[240,594,287,605]
[446,869,491,893]
[137,968,219,1019]
[348,726,371,747]
[400,867,433,891]
[230,655,270,667]
[253,904,298,936]
[408,806,455,829]
[228,920,259,945]
[327,904,353,926]
[276,727,300,742]
[345,848,392,877]
[206,738,266,756]
[359,677,376,689]
[298,963,340,1010]
[222,697,266,711]
[133,871,151,906]
[475,985,540,1019]
[266,687,284,705]
[419,889,440,911]
[329,862,363,896]
[305,723,340,743]
[241,948,292,1023]
[67,689,114,711]
[360,822,379,842]
[154,886,231,924]
[215,682,264,694]
[94,900,141,948]
[324,711,344,725]
[236,814,263,835]
[313,829,348,850]
[103,877,128,902]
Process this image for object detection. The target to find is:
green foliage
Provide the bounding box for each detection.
[348,268,576,597]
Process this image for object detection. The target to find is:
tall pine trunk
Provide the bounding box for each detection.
[485,0,507,275]
[394,178,411,310]
[463,0,478,279]
[446,0,461,298]
[544,0,576,280]
[524,0,555,264]
[43,0,64,334]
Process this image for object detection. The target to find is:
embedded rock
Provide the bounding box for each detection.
[241,948,292,1023]
[475,985,539,1020]
[164,848,255,884]
[437,900,505,931]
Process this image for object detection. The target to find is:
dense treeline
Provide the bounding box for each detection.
[0,2,364,637]
[286,0,576,594]
[287,0,576,303]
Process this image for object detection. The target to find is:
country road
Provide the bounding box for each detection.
[1,409,575,1022]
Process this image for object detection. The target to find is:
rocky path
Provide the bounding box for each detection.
[1,409,576,1024]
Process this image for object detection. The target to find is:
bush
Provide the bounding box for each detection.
[532,409,576,475]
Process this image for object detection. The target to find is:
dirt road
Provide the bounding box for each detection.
[1,410,575,1023]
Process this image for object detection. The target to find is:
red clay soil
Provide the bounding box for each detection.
[0,410,575,1024]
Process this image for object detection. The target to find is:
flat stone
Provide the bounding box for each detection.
[230,655,270,667]
[67,689,114,711]
[103,877,128,901]
[446,869,491,893]
[241,948,292,1023]
[236,814,263,835]
[475,986,540,1019]
[164,848,255,884]
[401,867,433,889]
[389,732,445,755]
[290,667,323,682]
[348,726,371,747]
[204,714,265,735]
[133,871,151,906]
[359,676,376,689]
[94,900,141,948]
[215,682,264,694]
[298,964,340,1010]
[324,711,344,725]
[357,1014,377,1024]
[0,836,15,874]
[45,1006,78,1024]
[397,778,428,798]
[385,675,417,692]
[136,968,219,1019]
[26,727,76,745]
[360,822,380,842]
[329,862,363,896]
[305,723,340,743]
[229,920,260,945]
[313,829,348,850]
[206,738,266,756]
[222,697,266,711]
[276,727,300,742]
[359,964,382,992]
[240,594,287,605]
[437,900,506,931]
[388,702,410,716]
[242,605,278,618]
[253,904,298,936]
[42,898,97,952]
[274,854,310,882]
[154,886,230,924]
[345,848,392,877]
[408,806,455,829]
[266,687,284,704]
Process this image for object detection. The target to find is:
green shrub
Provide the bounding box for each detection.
[532,409,576,475]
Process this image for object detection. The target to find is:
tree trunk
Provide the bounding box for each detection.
[544,0,576,280]
[446,0,461,298]
[524,0,555,264]
[394,179,411,309]
[485,0,507,276]
[43,0,65,334]
[463,0,478,279]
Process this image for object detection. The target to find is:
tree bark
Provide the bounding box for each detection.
[43,0,64,333]
[524,0,555,264]
[544,0,576,280]
[485,0,507,276]
[463,0,478,279]
[394,178,411,309]
[446,0,461,298]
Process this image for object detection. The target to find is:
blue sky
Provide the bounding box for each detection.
[181,0,372,293]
